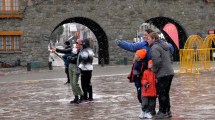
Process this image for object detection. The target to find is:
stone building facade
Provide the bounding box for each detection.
[0,0,214,67]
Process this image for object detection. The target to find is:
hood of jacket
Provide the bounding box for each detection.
[151,40,169,51]
[150,39,174,78]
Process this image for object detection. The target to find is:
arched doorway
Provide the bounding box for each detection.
[51,17,109,64]
[146,17,188,61]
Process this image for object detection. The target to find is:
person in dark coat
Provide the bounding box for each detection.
[62,41,71,84]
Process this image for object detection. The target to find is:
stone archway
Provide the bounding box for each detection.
[146,17,188,61]
[51,17,109,64]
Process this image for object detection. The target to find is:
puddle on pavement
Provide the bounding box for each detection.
[0,73,215,119]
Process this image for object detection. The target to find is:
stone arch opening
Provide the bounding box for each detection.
[51,17,109,64]
[146,17,188,61]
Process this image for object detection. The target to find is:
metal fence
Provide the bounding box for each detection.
[179,34,215,74]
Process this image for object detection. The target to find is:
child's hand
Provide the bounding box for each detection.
[144,82,150,88]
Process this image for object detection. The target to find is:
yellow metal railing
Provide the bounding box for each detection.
[179,34,215,74]
[179,49,199,74]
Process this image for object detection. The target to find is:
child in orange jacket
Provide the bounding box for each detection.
[140,60,157,119]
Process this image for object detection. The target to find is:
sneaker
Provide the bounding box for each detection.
[138,111,145,119]
[144,112,152,119]
[154,112,168,119]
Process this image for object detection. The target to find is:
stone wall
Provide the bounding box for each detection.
[0,0,214,66]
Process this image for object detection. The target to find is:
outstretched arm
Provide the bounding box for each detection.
[116,39,151,60]
[56,48,72,54]
[116,39,148,52]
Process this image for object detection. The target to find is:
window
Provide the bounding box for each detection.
[0,0,20,12]
[0,31,23,52]
[204,0,215,3]
[5,0,11,11]
[0,1,2,11]
[0,0,22,18]
[13,0,19,11]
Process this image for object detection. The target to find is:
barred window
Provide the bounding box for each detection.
[0,0,2,11]
[0,0,21,18]
[0,36,3,49]
[13,0,19,11]
[0,31,23,52]
[5,0,10,11]
[14,36,20,49]
[6,36,12,50]
[0,0,20,11]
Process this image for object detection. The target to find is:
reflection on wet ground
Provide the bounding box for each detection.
[0,72,215,119]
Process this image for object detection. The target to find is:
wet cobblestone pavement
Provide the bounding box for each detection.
[0,72,215,120]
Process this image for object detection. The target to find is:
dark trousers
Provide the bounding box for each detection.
[136,86,142,103]
[81,70,93,100]
[157,75,174,113]
[65,67,70,83]
[142,97,156,114]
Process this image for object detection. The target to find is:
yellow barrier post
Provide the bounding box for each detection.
[179,34,215,74]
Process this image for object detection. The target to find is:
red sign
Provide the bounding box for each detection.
[209,29,214,34]
[163,23,179,49]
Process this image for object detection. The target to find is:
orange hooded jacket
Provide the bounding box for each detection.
[141,69,157,97]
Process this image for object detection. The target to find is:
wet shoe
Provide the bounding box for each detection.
[78,95,86,103]
[88,98,94,101]
[70,99,79,104]
[151,110,156,116]
[70,96,79,104]
[144,112,152,119]
[138,111,145,119]
[154,112,168,119]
